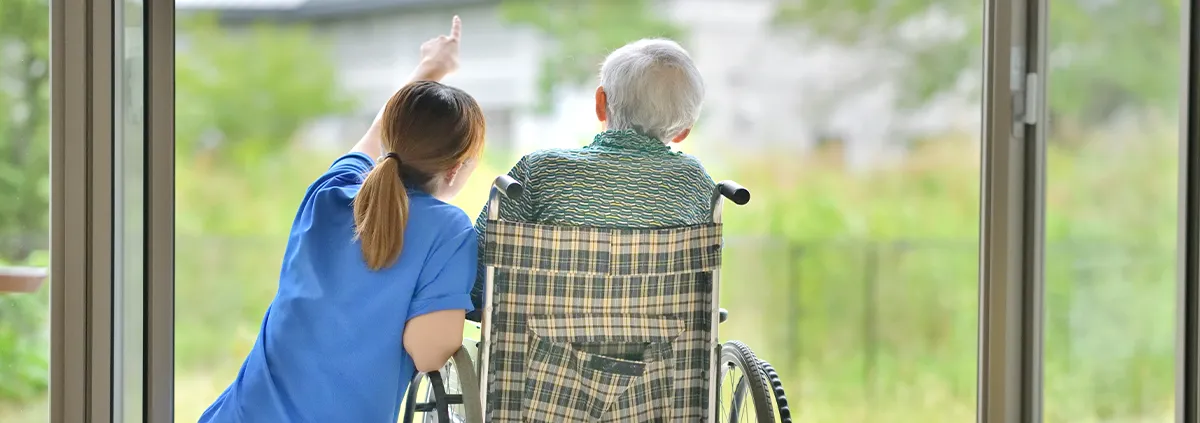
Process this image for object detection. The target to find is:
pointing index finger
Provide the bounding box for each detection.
[450,15,462,40]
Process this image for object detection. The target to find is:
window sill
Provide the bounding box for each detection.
[0,266,48,293]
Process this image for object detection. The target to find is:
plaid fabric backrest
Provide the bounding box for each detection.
[482,220,723,423]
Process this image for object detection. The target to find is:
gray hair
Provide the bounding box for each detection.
[599,38,705,142]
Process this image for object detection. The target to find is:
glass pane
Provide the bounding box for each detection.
[174,4,365,419]
[0,0,52,421]
[172,1,982,421]
[113,0,145,421]
[744,1,982,420]
[1043,1,1179,422]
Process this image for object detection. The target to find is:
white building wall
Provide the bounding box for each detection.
[312,5,542,152]
[180,0,983,168]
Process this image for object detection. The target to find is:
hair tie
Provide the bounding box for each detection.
[381,152,402,164]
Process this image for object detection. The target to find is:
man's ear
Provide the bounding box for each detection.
[670,128,692,144]
[595,86,608,123]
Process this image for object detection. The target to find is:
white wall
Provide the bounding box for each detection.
[180,0,984,168]
[311,5,543,152]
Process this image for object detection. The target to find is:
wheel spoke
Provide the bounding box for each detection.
[730,375,748,422]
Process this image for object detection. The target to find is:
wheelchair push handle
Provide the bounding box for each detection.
[492,175,524,200]
[716,180,750,205]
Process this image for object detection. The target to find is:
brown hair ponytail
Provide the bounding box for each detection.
[354,81,486,270]
[354,155,410,270]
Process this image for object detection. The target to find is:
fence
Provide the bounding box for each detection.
[721,235,1175,418]
[0,233,1177,419]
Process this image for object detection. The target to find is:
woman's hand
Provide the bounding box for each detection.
[353,16,463,157]
[411,16,462,82]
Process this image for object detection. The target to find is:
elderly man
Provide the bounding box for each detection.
[469,38,714,317]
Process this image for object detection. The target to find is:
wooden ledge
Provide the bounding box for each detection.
[0,267,48,294]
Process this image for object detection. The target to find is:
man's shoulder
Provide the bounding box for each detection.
[673,151,709,170]
[520,147,708,167]
[512,148,600,178]
[520,147,592,163]
[664,151,714,181]
[515,147,713,189]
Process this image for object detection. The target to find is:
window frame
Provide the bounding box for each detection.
[144,0,176,419]
[1179,0,1200,421]
[50,0,114,420]
[49,0,174,421]
[976,0,1048,421]
[45,0,1200,421]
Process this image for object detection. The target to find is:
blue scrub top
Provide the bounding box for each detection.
[199,152,477,423]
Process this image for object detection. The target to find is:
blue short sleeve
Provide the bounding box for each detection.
[313,152,374,192]
[408,226,478,320]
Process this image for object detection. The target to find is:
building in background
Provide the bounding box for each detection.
[176,0,980,170]
[177,0,545,156]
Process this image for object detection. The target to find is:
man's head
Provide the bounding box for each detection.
[596,39,705,144]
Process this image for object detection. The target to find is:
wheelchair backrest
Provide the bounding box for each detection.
[481,220,723,422]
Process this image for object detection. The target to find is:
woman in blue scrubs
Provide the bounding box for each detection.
[200,16,484,422]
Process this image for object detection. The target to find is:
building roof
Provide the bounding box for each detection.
[177,0,494,20]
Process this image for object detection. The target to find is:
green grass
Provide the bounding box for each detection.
[0,134,1184,422]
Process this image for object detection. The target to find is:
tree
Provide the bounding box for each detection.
[498,0,683,112]
[773,0,1181,131]
[176,13,356,166]
[0,0,50,263]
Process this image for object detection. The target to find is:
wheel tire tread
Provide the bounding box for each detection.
[759,360,792,423]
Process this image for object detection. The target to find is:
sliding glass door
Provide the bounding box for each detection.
[26,0,1200,421]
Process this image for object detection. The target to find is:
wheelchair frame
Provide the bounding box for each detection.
[414,175,753,423]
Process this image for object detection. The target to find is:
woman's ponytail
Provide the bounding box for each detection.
[353,157,409,271]
[353,80,487,271]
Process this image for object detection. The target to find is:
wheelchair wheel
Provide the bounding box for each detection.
[758,360,792,423]
[401,347,481,423]
[717,341,776,423]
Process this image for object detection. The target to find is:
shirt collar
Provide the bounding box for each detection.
[588,129,671,153]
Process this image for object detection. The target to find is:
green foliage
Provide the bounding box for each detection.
[0,0,50,262]
[176,13,357,164]
[720,134,1176,421]
[174,153,325,369]
[498,0,683,112]
[0,252,49,404]
[0,0,51,407]
[166,136,1181,422]
[0,292,48,402]
[773,0,1180,125]
[775,0,980,110]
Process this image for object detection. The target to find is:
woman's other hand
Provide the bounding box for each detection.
[412,16,462,82]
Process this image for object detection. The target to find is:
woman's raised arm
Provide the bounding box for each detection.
[351,16,463,159]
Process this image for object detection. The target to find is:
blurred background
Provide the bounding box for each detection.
[0,0,1180,422]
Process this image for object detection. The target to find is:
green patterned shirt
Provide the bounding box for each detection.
[469,129,716,314]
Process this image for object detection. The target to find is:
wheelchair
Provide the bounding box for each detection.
[401,176,791,423]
